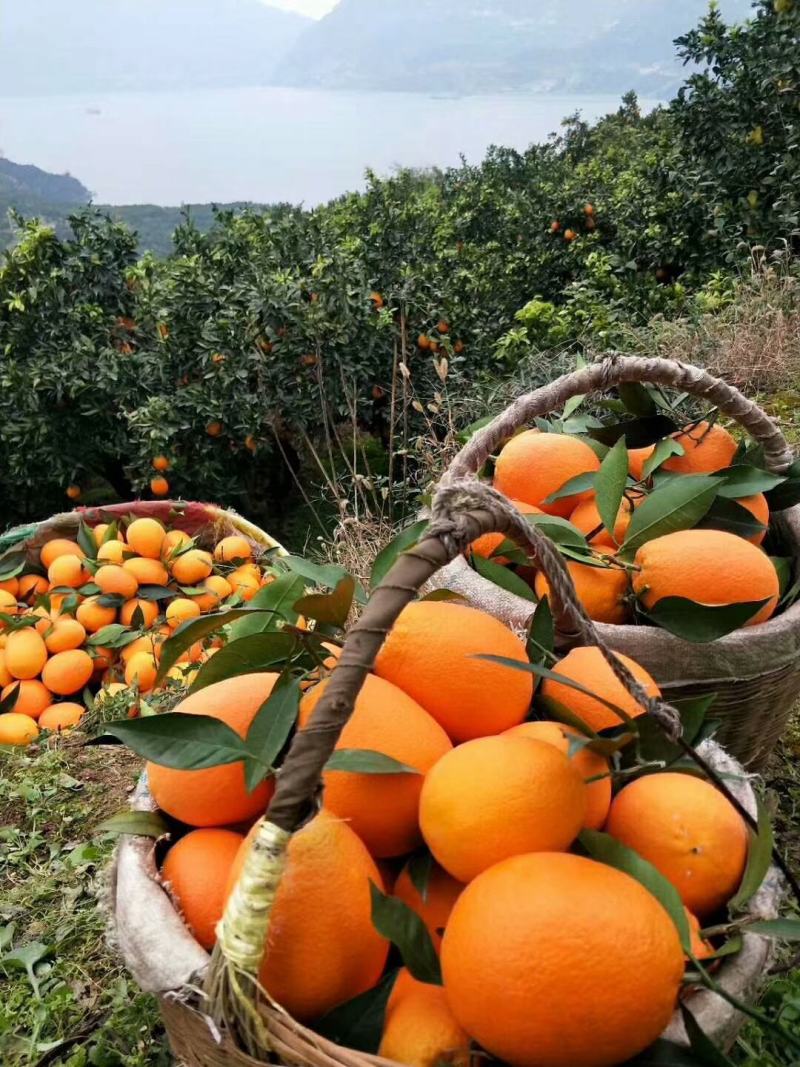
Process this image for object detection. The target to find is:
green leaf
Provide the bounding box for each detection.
[526,513,589,550]
[636,694,715,764]
[618,382,657,418]
[0,553,27,581]
[595,438,629,541]
[96,810,169,838]
[543,471,596,504]
[135,584,175,602]
[589,415,678,450]
[190,632,296,693]
[156,607,278,682]
[101,521,120,545]
[680,1005,736,1066]
[242,676,301,792]
[729,799,773,911]
[698,498,767,540]
[472,553,535,601]
[620,474,720,558]
[642,439,685,479]
[371,520,429,589]
[0,683,20,715]
[765,461,800,511]
[747,918,800,940]
[0,941,52,998]
[315,969,399,1053]
[561,392,585,419]
[295,575,355,628]
[715,465,785,499]
[96,714,251,770]
[325,750,422,775]
[86,624,140,649]
[228,572,307,639]
[642,597,770,642]
[527,595,554,664]
[76,520,98,559]
[283,555,367,604]
[406,850,434,901]
[773,556,792,599]
[370,882,441,984]
[580,830,691,950]
[97,593,125,609]
[420,589,467,603]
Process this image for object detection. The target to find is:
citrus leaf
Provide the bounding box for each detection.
[228,572,307,639]
[0,684,20,715]
[156,607,279,682]
[525,513,589,550]
[635,693,715,764]
[773,556,792,598]
[715,465,785,499]
[543,471,596,504]
[747,918,800,940]
[96,714,252,770]
[618,382,657,418]
[295,575,355,628]
[620,474,720,559]
[135,584,175,602]
[729,799,773,911]
[371,520,429,589]
[76,520,97,559]
[595,437,629,541]
[86,624,140,649]
[283,555,367,604]
[472,554,535,602]
[242,675,300,792]
[420,588,467,603]
[642,438,685,479]
[561,392,586,419]
[580,830,691,950]
[97,593,125,609]
[680,1005,736,1066]
[589,415,678,449]
[96,810,169,838]
[527,595,554,664]
[370,882,441,984]
[642,597,770,643]
[325,750,422,775]
[315,969,399,1053]
[190,632,296,693]
[765,462,800,511]
[406,850,434,901]
[698,498,767,540]
[0,553,27,581]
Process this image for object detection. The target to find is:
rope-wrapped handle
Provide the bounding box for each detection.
[445,354,795,483]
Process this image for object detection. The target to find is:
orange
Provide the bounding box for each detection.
[632,529,779,626]
[97,539,128,564]
[570,497,637,548]
[193,575,233,613]
[441,852,684,1067]
[540,646,660,734]
[375,601,533,742]
[736,493,770,545]
[92,523,123,547]
[40,539,84,569]
[120,598,159,628]
[91,646,115,673]
[206,421,222,437]
[535,558,630,625]
[148,674,279,827]
[5,628,49,679]
[161,529,193,560]
[125,651,158,690]
[76,596,117,633]
[379,968,470,1067]
[120,634,158,663]
[0,590,18,616]
[95,564,139,599]
[299,674,452,857]
[0,713,40,746]
[686,908,714,961]
[393,863,463,952]
[152,455,170,472]
[161,828,244,950]
[18,575,49,603]
[419,735,585,882]
[66,485,81,501]
[213,535,252,563]
[39,702,85,732]
[628,445,655,480]
[493,431,600,517]
[47,555,87,590]
[469,500,542,562]
[225,811,388,1021]
[0,650,12,688]
[170,549,213,585]
[2,679,52,720]
[662,421,737,475]
[123,557,170,586]
[42,649,94,696]
[45,618,87,653]
[0,577,19,597]
[605,772,748,917]
[126,517,166,560]
[150,476,170,497]
[166,598,202,629]
[227,563,260,601]
[505,720,611,830]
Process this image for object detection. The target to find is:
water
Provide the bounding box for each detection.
[0,86,658,207]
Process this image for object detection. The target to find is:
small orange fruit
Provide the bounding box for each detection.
[92,523,123,547]
[66,485,81,501]
[735,493,769,545]
[564,228,577,242]
[535,557,630,625]
[0,577,19,598]
[2,679,52,719]
[95,564,139,600]
[393,863,464,952]
[375,601,533,742]
[47,555,87,590]
[193,575,233,613]
[244,434,257,454]
[418,334,431,350]
[123,557,170,586]
[299,674,452,858]
[171,549,214,585]
[161,828,244,950]
[606,772,749,917]
[161,529,193,560]
[124,650,159,690]
[419,735,586,882]
[0,650,12,688]
[633,529,779,626]
[126,518,166,560]
[206,421,223,438]
[5,628,49,679]
[570,496,637,548]
[224,811,389,1021]
[42,649,94,696]
[166,597,202,629]
[152,455,170,471]
[686,908,714,961]
[39,702,85,732]
[97,539,128,564]
[494,431,601,517]
[0,589,18,616]
[120,634,158,663]
[441,852,684,1067]
[370,291,384,309]
[76,596,117,633]
[379,968,470,1067]
[45,618,87,654]
[662,421,737,475]
[148,674,279,827]
[628,445,656,480]
[437,319,450,334]
[120,598,159,628]
[227,563,260,602]
[0,713,40,746]
[550,220,562,233]
[540,645,661,734]
[40,539,84,569]
[213,535,252,564]
[150,475,170,497]
[18,575,49,603]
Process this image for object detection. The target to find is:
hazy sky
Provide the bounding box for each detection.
[263,0,339,17]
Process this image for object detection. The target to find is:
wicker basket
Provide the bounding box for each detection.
[112,483,782,1067]
[429,355,800,769]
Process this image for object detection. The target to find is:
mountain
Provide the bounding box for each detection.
[275,0,756,96]
[0,159,89,206]
[0,0,310,96]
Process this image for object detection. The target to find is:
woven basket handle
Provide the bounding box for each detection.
[445,354,795,482]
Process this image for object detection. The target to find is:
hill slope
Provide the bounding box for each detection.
[0,0,309,95]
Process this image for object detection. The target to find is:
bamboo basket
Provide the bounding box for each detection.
[112,482,782,1067]
[429,354,800,768]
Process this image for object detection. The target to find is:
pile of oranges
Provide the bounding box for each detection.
[470,419,781,629]
[0,517,272,748]
[153,598,750,1067]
